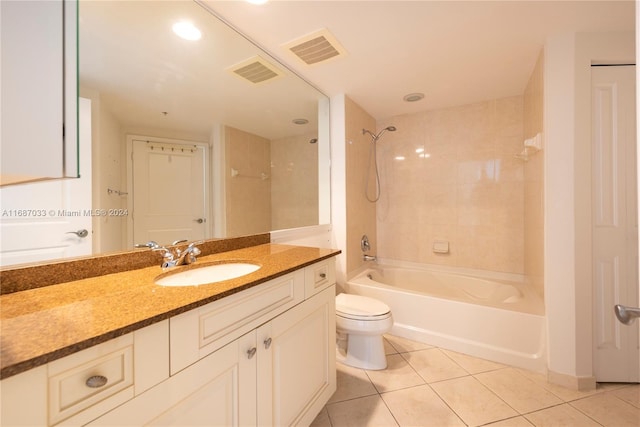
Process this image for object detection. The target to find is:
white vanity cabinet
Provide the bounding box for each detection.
[0,258,337,427]
[256,285,336,426]
[0,320,169,426]
[91,258,336,427]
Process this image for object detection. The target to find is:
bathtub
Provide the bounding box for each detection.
[346,264,547,372]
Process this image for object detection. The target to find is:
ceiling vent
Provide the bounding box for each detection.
[228,55,282,84]
[283,29,347,66]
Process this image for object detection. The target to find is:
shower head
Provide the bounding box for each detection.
[362,125,397,142]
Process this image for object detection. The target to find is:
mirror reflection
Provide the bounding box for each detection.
[81,0,329,253]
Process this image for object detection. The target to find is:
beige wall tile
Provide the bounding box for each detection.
[225,126,271,236]
[376,96,527,275]
[344,97,378,274]
[270,132,319,230]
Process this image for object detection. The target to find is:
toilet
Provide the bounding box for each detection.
[335,293,393,370]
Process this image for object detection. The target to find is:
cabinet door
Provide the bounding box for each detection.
[89,332,257,427]
[257,285,336,427]
[0,0,77,184]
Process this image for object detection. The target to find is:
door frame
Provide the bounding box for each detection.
[125,134,210,247]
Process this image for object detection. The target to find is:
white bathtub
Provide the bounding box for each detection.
[346,264,547,372]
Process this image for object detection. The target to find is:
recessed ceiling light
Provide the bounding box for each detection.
[172,21,201,41]
[292,118,309,125]
[403,92,425,102]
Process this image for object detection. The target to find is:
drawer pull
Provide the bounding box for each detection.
[263,337,272,349]
[247,347,257,359]
[319,272,327,279]
[85,375,108,388]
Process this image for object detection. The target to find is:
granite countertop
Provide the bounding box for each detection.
[0,243,340,380]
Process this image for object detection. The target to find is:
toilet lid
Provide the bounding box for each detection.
[336,293,391,318]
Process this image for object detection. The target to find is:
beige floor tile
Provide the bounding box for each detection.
[329,362,378,404]
[441,348,504,374]
[326,395,399,427]
[310,407,332,427]
[384,337,398,355]
[365,354,425,393]
[475,368,563,413]
[381,384,465,427]
[385,334,434,353]
[610,384,640,408]
[402,348,468,383]
[431,376,518,426]
[486,416,535,426]
[524,404,602,427]
[570,392,640,427]
[515,369,604,402]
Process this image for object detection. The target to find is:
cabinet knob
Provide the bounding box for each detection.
[247,347,257,359]
[263,337,272,349]
[319,272,327,279]
[85,375,108,388]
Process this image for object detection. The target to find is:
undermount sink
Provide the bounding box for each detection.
[155,262,261,286]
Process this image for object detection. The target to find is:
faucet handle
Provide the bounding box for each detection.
[135,241,159,250]
[171,239,188,246]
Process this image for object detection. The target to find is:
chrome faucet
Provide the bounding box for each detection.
[137,239,202,269]
[363,254,377,262]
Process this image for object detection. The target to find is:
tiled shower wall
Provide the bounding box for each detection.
[225,126,272,236]
[270,132,319,231]
[345,97,378,274]
[375,96,526,275]
[523,50,545,296]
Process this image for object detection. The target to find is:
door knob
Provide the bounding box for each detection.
[614,304,640,325]
[194,218,205,224]
[66,229,89,238]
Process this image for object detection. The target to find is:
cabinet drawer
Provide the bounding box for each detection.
[170,269,304,374]
[48,334,134,425]
[304,259,336,298]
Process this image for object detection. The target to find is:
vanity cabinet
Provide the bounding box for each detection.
[0,320,169,426]
[0,258,337,426]
[90,285,335,427]
[0,0,78,185]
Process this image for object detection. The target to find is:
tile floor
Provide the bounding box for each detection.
[311,335,640,427]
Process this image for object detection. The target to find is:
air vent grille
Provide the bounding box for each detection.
[289,35,340,65]
[284,29,346,66]
[228,56,281,84]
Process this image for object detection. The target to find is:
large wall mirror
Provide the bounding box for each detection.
[82,0,330,253]
[0,0,330,267]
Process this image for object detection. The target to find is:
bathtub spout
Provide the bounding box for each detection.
[363,254,377,262]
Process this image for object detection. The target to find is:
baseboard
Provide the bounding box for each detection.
[547,370,596,391]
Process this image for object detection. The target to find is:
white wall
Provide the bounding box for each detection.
[544,31,635,388]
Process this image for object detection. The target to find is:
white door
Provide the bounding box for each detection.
[129,137,208,247]
[0,98,92,267]
[592,65,640,382]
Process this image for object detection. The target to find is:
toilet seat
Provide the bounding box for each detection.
[336,293,391,321]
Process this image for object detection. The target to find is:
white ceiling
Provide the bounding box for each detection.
[205,0,635,120]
